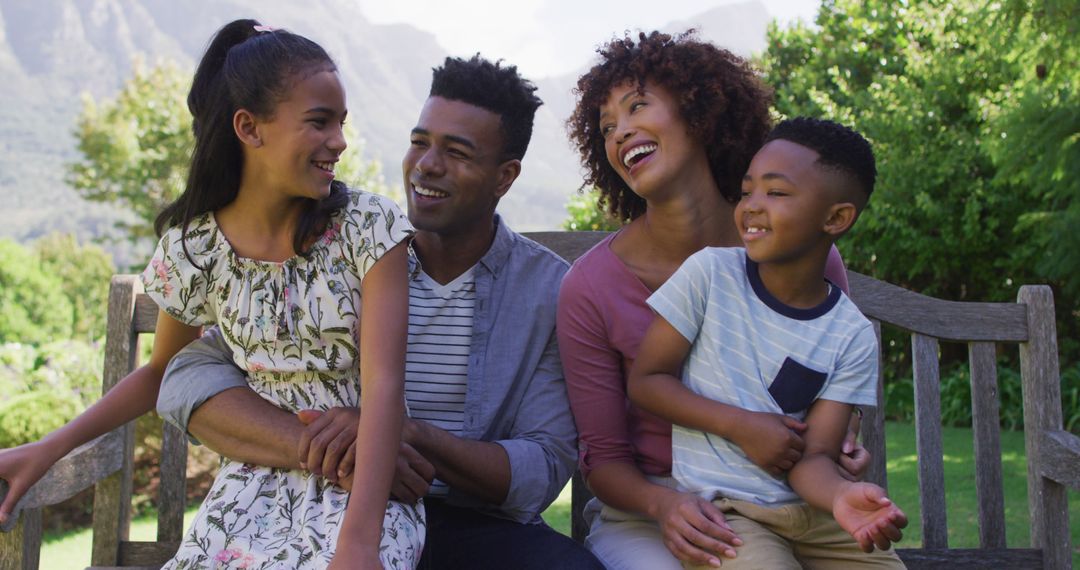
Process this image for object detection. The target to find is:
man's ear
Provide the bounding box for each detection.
[493,159,522,199]
[234,109,262,148]
[824,202,858,237]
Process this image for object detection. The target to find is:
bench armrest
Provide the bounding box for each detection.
[0,430,125,532]
[1039,429,1080,490]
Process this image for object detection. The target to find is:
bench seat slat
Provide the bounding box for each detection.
[896,547,1042,568]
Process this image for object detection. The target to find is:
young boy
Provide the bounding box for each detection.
[628,118,907,569]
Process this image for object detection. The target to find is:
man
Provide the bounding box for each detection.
[157,55,603,569]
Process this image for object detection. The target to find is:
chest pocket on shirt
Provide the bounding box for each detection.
[768,357,827,414]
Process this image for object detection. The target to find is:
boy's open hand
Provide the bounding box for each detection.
[833,482,907,552]
[729,411,806,476]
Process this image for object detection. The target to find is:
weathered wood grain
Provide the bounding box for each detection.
[847,272,1028,342]
[896,547,1043,568]
[968,342,1006,548]
[912,334,947,549]
[118,540,180,567]
[156,424,187,544]
[863,319,889,491]
[0,508,40,570]
[1039,430,1080,490]
[0,432,123,527]
[1018,285,1070,570]
[522,231,607,263]
[91,276,141,567]
[132,294,158,334]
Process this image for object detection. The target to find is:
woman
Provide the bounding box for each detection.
[558,30,866,569]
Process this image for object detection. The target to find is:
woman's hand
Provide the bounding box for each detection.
[838,408,870,481]
[728,411,807,476]
[654,489,741,567]
[0,441,63,528]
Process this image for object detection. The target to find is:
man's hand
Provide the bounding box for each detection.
[833,482,907,552]
[297,409,435,501]
[655,489,741,567]
[728,411,807,476]
[391,442,434,503]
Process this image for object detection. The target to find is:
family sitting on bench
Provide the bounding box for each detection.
[0,22,906,570]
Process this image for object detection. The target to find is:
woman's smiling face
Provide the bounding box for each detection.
[599,80,703,199]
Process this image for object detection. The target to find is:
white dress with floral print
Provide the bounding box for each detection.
[142,191,425,570]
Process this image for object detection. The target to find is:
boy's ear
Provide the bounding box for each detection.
[233,109,262,148]
[824,202,858,237]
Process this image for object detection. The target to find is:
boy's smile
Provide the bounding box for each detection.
[737,139,838,266]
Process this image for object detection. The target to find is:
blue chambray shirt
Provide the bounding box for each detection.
[157,215,577,523]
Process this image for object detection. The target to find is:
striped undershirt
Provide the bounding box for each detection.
[406,265,475,496]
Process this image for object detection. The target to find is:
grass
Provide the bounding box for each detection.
[40,422,1080,568]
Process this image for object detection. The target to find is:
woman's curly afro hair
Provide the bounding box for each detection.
[568,30,773,221]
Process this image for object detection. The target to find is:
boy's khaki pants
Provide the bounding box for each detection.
[683,498,906,569]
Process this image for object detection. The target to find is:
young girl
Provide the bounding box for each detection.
[0,19,423,569]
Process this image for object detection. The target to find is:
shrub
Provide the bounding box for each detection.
[0,391,81,448]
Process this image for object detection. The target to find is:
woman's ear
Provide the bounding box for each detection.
[233,109,262,148]
[824,202,858,236]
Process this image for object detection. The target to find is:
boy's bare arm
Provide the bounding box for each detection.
[788,399,906,551]
[628,317,806,475]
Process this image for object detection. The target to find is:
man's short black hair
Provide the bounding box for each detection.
[766,117,876,198]
[429,55,543,161]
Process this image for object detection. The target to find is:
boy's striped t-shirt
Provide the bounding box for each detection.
[647,247,878,505]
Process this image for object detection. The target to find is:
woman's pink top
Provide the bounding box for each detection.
[557,232,850,480]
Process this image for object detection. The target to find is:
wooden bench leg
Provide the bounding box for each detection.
[0,508,42,570]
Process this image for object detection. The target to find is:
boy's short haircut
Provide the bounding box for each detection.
[765,118,877,199]
[429,54,543,162]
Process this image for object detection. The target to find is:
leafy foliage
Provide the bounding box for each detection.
[0,240,74,344]
[33,233,116,341]
[562,188,624,231]
[758,0,1080,364]
[67,61,193,249]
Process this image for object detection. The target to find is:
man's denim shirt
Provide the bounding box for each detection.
[157,215,577,523]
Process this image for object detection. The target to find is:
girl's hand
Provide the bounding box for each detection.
[729,411,807,476]
[833,482,907,552]
[0,441,63,528]
[328,544,383,570]
[655,489,741,567]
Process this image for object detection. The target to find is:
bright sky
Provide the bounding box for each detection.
[355,0,819,78]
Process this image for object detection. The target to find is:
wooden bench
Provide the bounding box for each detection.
[1,231,1077,569]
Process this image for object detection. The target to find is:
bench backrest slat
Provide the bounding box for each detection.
[968,341,1007,548]
[912,333,948,549]
[1017,286,1070,569]
[862,319,889,491]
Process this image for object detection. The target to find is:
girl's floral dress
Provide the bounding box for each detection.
[142,191,425,570]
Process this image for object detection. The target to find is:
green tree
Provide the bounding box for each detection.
[67,60,193,247]
[758,0,1079,361]
[33,233,116,341]
[563,188,624,232]
[0,240,73,344]
[68,61,405,252]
